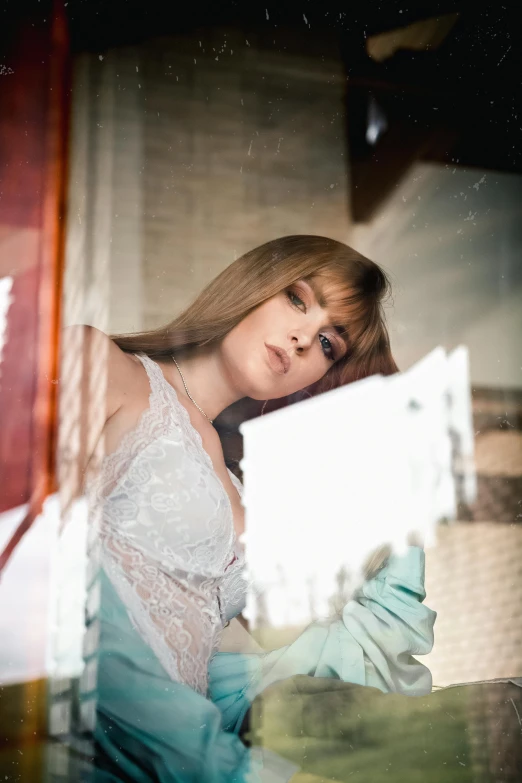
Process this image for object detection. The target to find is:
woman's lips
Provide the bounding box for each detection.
[265,343,290,375]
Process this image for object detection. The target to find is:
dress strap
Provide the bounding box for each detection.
[134,353,187,430]
[134,353,167,400]
[133,353,209,466]
[95,354,175,500]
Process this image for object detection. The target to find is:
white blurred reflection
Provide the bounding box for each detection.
[241,346,475,630]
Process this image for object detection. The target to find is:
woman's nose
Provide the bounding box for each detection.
[289,331,312,352]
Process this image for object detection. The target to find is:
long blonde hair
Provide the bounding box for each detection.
[113,235,398,393]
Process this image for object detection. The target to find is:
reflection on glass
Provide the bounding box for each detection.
[1,5,521,783]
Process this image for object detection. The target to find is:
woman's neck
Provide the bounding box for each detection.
[162,347,242,422]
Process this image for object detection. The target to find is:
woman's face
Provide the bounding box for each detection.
[220,279,347,400]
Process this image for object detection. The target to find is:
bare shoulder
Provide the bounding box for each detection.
[63,325,148,418]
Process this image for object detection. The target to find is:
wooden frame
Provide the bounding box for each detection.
[0,0,70,572]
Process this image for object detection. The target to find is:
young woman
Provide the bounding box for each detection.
[79,235,436,782]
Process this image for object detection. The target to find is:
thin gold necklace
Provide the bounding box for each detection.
[171,356,213,424]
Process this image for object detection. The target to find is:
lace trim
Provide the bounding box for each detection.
[93,355,180,501]
[92,353,247,692]
[218,552,247,612]
[147,356,244,502]
[138,356,244,554]
[96,354,243,528]
[102,546,219,694]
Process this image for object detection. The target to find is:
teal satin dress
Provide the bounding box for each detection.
[91,546,435,782]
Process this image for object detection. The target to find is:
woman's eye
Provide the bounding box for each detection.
[319,334,335,360]
[287,290,305,311]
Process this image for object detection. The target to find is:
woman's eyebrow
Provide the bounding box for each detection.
[303,278,348,346]
[305,278,327,308]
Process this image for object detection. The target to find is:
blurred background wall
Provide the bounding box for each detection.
[65,10,522,390]
[65,30,351,335]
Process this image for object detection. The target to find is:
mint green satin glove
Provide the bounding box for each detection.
[209,546,436,733]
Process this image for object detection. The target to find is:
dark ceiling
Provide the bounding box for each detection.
[63,1,465,53]
[60,0,522,220]
[2,1,520,221]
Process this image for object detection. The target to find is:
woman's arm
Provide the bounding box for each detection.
[209,546,436,733]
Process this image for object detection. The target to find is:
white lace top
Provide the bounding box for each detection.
[92,353,247,696]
